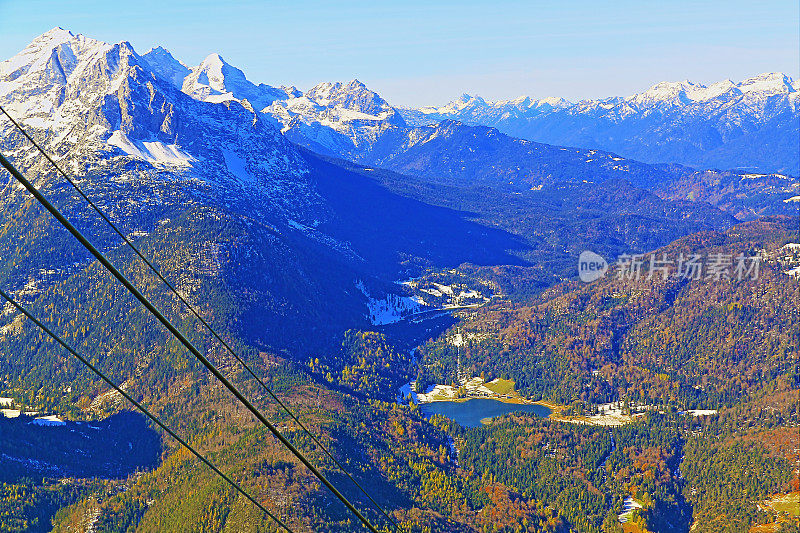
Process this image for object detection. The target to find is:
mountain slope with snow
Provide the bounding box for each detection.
[0,28,318,226]
[355,120,687,190]
[141,46,189,87]
[62,30,794,179]
[263,79,406,159]
[181,52,298,110]
[399,74,800,174]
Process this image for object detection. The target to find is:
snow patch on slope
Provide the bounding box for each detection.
[29,415,66,426]
[221,148,254,182]
[107,131,195,166]
[355,280,425,325]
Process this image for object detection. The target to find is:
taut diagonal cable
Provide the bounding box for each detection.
[0,104,398,531]
[0,286,293,532]
[0,151,382,533]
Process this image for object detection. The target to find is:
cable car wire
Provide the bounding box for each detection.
[0,151,383,533]
[0,104,398,530]
[0,286,294,532]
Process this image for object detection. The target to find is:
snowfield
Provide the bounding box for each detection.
[29,415,66,427]
[355,280,425,325]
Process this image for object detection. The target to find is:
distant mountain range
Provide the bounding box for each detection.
[400,73,800,175]
[129,33,799,176]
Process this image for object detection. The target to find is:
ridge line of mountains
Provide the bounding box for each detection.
[153,36,799,176]
[11,27,794,175]
[0,26,797,347]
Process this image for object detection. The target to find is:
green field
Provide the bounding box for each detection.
[766,493,800,517]
[483,378,516,396]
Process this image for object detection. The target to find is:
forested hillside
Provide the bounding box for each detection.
[413,216,798,531]
[418,217,798,408]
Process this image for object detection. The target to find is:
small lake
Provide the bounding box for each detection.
[420,398,551,428]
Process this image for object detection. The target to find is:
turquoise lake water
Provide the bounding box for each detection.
[419,398,551,428]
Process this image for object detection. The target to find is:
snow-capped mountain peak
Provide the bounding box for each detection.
[0,28,110,87]
[440,94,485,112]
[628,73,797,106]
[504,95,570,110]
[183,53,249,100]
[532,96,570,108]
[304,78,402,121]
[738,71,797,95]
[629,79,697,105]
[397,72,798,173]
[0,29,316,224]
[180,52,295,111]
[261,77,407,157]
[25,26,78,51]
[0,30,149,136]
[410,92,570,123]
[141,46,189,88]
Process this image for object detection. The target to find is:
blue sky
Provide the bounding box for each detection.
[0,0,797,106]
